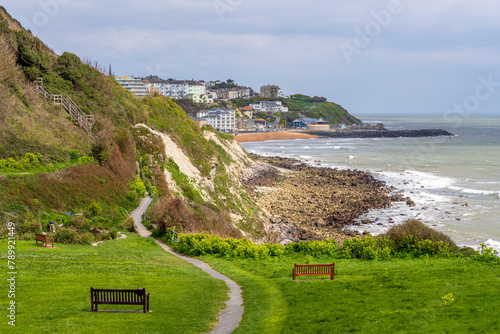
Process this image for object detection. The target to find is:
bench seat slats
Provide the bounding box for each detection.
[293,263,335,280]
[91,288,149,313]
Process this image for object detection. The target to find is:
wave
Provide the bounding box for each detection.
[449,186,500,197]
[401,170,456,189]
[484,239,500,254]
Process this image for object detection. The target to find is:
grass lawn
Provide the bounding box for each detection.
[0,235,228,334]
[200,255,500,333]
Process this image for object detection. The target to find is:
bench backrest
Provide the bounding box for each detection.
[293,263,335,280]
[91,288,147,304]
[294,263,334,274]
[35,233,46,241]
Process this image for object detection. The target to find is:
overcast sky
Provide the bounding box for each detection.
[3,0,500,114]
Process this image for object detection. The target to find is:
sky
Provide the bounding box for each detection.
[3,0,500,115]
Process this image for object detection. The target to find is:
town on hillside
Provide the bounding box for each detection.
[113,73,379,133]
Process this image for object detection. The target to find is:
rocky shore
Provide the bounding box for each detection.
[242,155,412,244]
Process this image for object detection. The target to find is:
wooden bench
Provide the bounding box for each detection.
[35,233,54,248]
[293,263,335,280]
[90,287,150,313]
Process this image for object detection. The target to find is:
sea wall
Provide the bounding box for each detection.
[312,129,454,138]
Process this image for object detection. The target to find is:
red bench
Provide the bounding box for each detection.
[35,233,54,248]
[293,263,335,280]
[91,287,150,313]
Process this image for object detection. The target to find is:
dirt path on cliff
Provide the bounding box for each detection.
[130,197,243,333]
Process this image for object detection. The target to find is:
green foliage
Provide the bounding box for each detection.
[15,220,42,235]
[143,96,214,175]
[0,236,227,333]
[172,220,470,261]
[473,243,500,263]
[165,158,203,203]
[340,235,394,260]
[53,226,85,244]
[385,219,458,255]
[285,239,340,257]
[121,216,135,232]
[128,177,147,198]
[174,234,284,259]
[0,152,43,171]
[87,201,102,217]
[90,141,110,165]
[200,255,500,333]
[69,149,80,161]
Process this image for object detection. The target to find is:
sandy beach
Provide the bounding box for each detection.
[235,131,317,143]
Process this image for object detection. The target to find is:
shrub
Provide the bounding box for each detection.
[121,217,135,232]
[87,201,102,217]
[174,234,283,259]
[77,155,94,165]
[286,239,340,257]
[79,231,94,245]
[340,235,394,260]
[54,227,81,244]
[150,197,197,232]
[69,149,80,161]
[473,244,500,263]
[16,220,42,235]
[128,177,146,198]
[385,219,457,251]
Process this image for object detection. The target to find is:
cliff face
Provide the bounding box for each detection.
[0,7,266,239]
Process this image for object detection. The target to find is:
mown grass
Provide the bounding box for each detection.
[0,235,227,334]
[200,255,500,333]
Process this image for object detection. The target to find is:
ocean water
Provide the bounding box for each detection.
[241,113,500,253]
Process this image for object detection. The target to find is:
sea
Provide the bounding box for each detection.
[241,113,500,253]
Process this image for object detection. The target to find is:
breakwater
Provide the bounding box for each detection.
[312,129,454,138]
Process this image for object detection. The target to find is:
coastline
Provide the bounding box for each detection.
[243,155,411,244]
[235,131,317,143]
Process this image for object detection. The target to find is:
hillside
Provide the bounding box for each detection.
[282,94,362,125]
[0,7,264,242]
[233,94,361,126]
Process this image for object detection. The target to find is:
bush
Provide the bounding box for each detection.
[385,219,457,251]
[474,244,500,263]
[128,177,146,198]
[54,227,81,244]
[286,239,340,257]
[77,155,94,165]
[340,235,394,260]
[121,217,135,232]
[87,201,102,217]
[69,149,80,161]
[151,197,197,232]
[16,220,42,235]
[174,234,284,259]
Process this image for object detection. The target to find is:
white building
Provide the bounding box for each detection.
[197,108,236,133]
[249,101,289,113]
[188,82,207,96]
[144,79,206,99]
[115,76,149,97]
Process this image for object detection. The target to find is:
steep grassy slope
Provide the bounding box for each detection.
[282,94,361,125]
[0,7,263,241]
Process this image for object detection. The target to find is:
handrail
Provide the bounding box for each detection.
[35,78,94,137]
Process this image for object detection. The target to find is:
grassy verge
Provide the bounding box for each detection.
[200,255,500,333]
[0,235,227,334]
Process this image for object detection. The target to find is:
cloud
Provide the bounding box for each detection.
[3,0,500,113]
